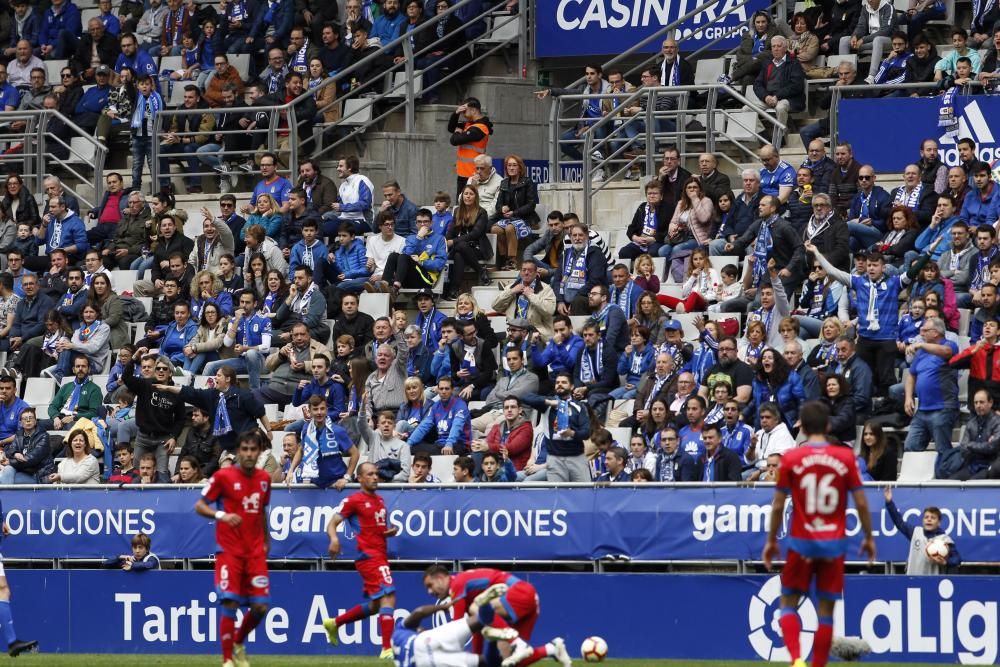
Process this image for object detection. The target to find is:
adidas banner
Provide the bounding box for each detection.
[2,486,1000,562]
[838,95,1000,172]
[533,0,770,57]
[8,570,998,662]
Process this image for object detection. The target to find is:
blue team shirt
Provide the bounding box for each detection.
[235,313,272,347]
[850,273,909,341]
[114,50,158,77]
[251,177,292,207]
[0,82,20,110]
[910,340,960,411]
[759,161,796,197]
[678,424,705,459]
[391,619,418,667]
[721,421,753,464]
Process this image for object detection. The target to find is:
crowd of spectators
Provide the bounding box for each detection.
[1,2,999,491]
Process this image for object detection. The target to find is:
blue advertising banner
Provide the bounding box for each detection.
[7,570,998,663]
[2,486,999,562]
[491,158,582,183]
[534,0,770,57]
[838,95,1000,172]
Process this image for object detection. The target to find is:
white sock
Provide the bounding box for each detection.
[545,642,556,657]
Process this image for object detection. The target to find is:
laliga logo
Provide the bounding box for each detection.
[748,576,817,661]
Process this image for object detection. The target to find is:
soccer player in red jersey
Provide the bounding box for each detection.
[322,461,399,659]
[195,430,273,667]
[422,565,571,667]
[763,401,876,667]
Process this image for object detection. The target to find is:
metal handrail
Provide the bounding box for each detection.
[829,81,974,145]
[552,83,786,221]
[156,0,526,185]
[0,108,107,209]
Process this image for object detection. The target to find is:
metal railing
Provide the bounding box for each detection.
[552,83,786,223]
[829,80,981,145]
[0,109,107,209]
[155,0,528,186]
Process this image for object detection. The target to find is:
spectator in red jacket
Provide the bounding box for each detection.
[949,318,1000,411]
[480,396,533,471]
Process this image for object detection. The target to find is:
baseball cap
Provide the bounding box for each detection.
[415,288,435,300]
[508,318,531,330]
[663,319,682,331]
[95,65,111,76]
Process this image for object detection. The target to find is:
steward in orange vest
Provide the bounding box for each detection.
[447,96,494,199]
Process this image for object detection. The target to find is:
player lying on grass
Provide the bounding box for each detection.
[422,565,571,667]
[392,583,521,667]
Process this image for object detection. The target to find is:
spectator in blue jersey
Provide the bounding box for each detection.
[807,236,932,398]
[0,66,19,112]
[530,314,583,382]
[619,181,669,259]
[872,32,910,88]
[654,425,697,481]
[678,395,707,459]
[572,322,618,421]
[115,32,158,78]
[719,399,753,467]
[408,376,470,455]
[757,144,795,205]
[380,212,447,293]
[410,289,445,350]
[241,152,292,217]
[37,0,81,59]
[74,65,112,133]
[291,355,345,428]
[586,284,627,354]
[611,327,655,401]
[104,532,160,571]
[913,194,959,263]
[699,423,742,482]
[552,222,607,317]
[205,290,271,389]
[845,165,892,251]
[903,316,960,454]
[291,395,358,489]
[0,374,28,449]
[960,163,1000,228]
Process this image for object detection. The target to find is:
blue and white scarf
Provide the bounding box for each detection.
[301,417,338,480]
[212,392,232,436]
[130,91,163,133]
[78,320,103,343]
[612,282,635,319]
[751,216,775,288]
[893,183,924,210]
[562,245,588,295]
[972,0,997,31]
[938,86,960,139]
[579,342,602,384]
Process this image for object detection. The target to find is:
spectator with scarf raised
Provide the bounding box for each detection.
[552,222,606,316]
[492,259,556,341]
[293,395,358,489]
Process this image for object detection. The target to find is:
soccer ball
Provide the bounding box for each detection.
[926,539,949,559]
[580,636,608,662]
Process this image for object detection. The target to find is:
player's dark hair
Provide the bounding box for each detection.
[238,429,266,451]
[799,401,831,437]
[424,564,450,578]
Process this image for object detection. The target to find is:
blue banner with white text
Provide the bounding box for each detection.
[2,486,999,562]
[7,570,999,663]
[534,0,770,57]
[838,95,1000,172]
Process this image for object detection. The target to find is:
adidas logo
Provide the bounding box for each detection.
[939,100,1000,166]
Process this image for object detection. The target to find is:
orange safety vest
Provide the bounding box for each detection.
[455,120,490,178]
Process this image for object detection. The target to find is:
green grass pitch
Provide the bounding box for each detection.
[5,656,947,666]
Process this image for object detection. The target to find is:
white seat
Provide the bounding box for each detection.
[43,59,68,86]
[80,7,101,25]
[481,12,519,43]
[110,269,137,292]
[263,403,279,421]
[897,451,938,482]
[709,255,738,272]
[431,454,456,483]
[826,54,857,70]
[271,431,290,451]
[340,98,374,126]
[159,56,185,74]
[470,286,501,311]
[359,291,390,319]
[388,70,422,97]
[725,110,760,141]
[488,316,506,336]
[569,315,589,332]
[607,427,632,447]
[695,58,725,85]
[283,403,305,421]
[63,137,96,165]
[24,377,56,405]
[228,53,251,81]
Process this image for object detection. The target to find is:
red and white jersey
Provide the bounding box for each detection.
[777,442,862,558]
[448,568,515,619]
[338,490,389,559]
[202,466,272,557]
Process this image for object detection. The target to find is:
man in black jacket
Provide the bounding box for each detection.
[657,145,692,222]
[700,422,743,481]
[752,35,804,135]
[331,292,374,348]
[725,195,801,293]
[72,17,121,82]
[125,349,187,482]
[133,215,194,296]
[619,180,670,259]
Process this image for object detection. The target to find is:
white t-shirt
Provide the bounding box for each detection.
[366,233,406,276]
